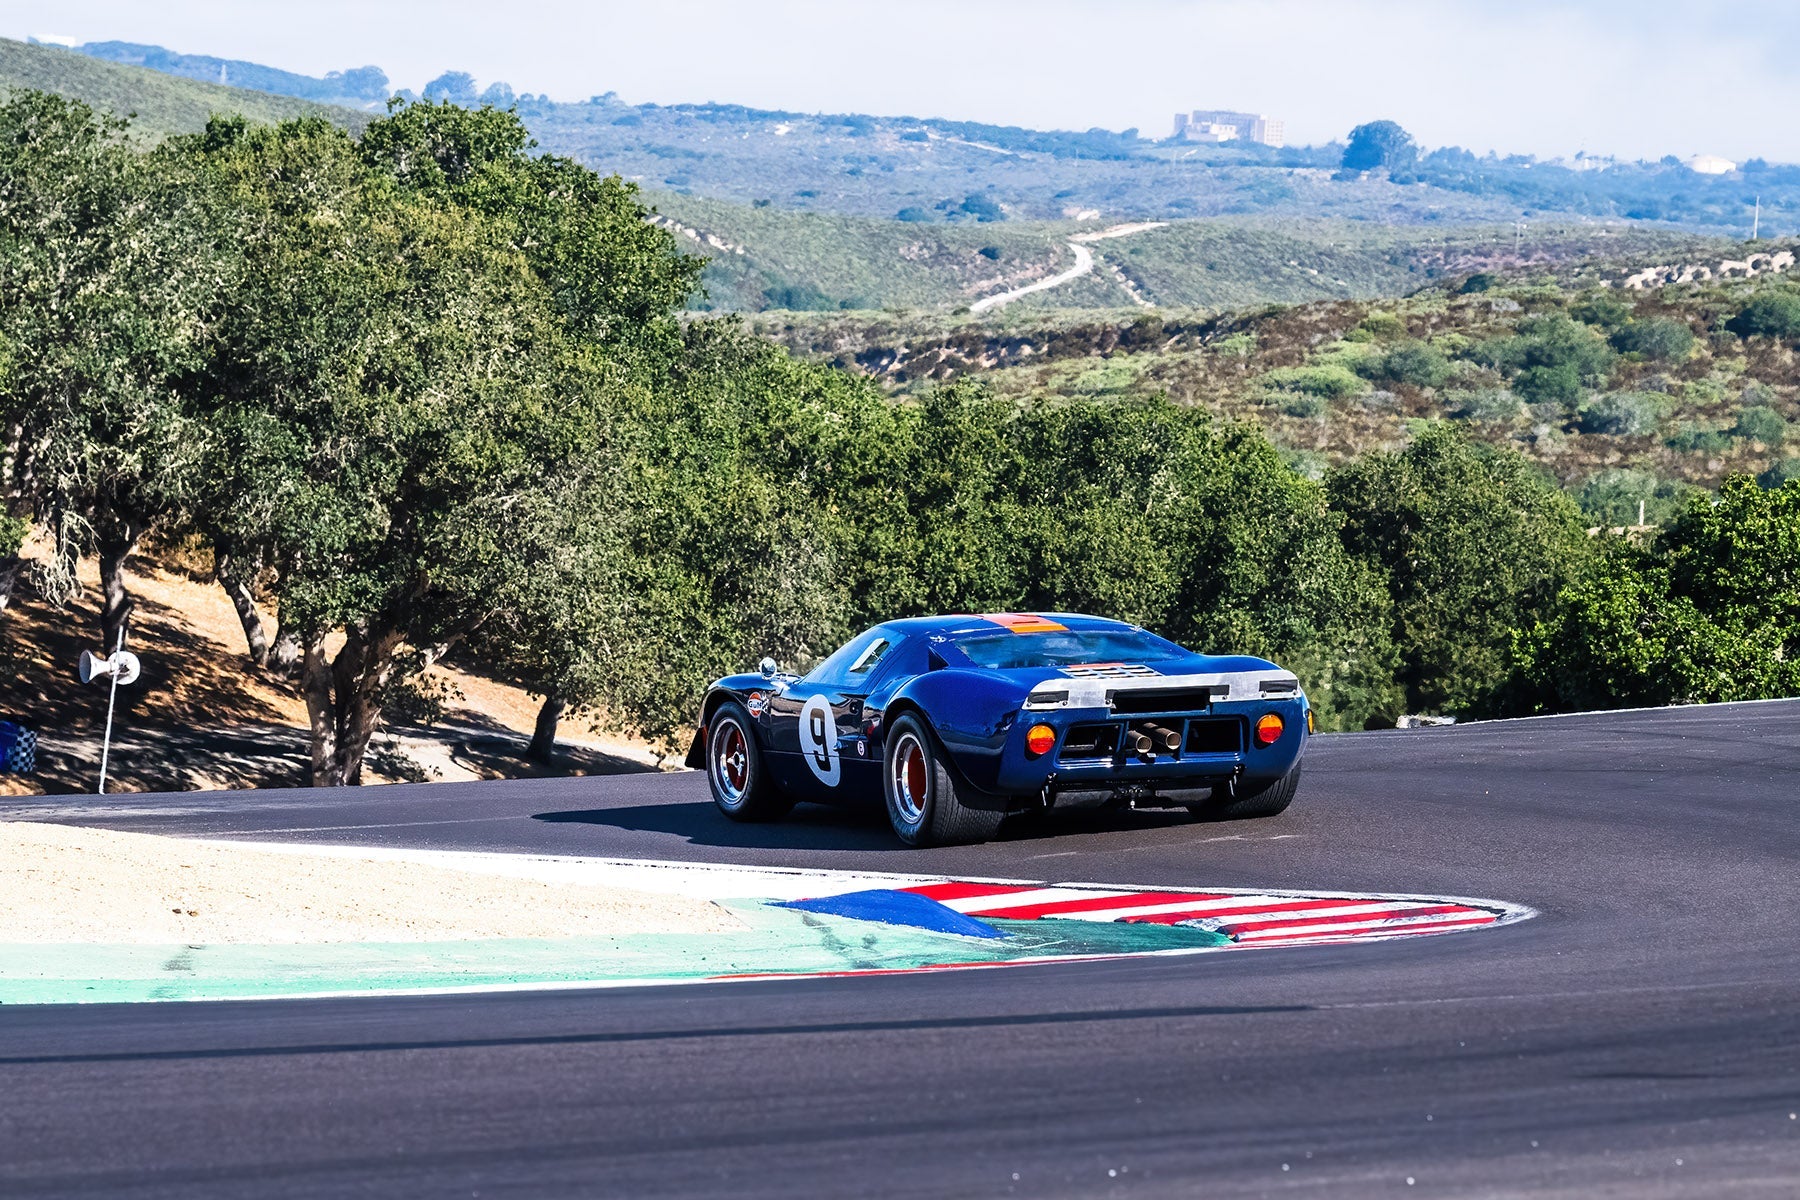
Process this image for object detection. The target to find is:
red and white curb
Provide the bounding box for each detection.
[896,881,1521,947]
[205,841,1533,953]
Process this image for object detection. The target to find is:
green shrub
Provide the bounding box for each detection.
[1431,331,1472,358]
[1513,362,1583,406]
[1758,457,1800,488]
[1726,290,1800,339]
[1260,363,1369,400]
[1733,405,1790,445]
[1611,317,1695,362]
[1210,331,1256,358]
[1459,272,1498,294]
[1357,310,1405,339]
[1570,291,1632,330]
[1067,358,1144,397]
[1446,388,1525,423]
[0,513,26,558]
[1575,392,1667,436]
[959,193,1004,222]
[1740,381,1776,406]
[1314,339,1380,370]
[1362,340,1449,387]
[1681,376,1727,405]
[1473,315,1615,404]
[1573,468,1696,527]
[1665,423,1732,453]
[1281,392,1329,418]
[762,281,837,310]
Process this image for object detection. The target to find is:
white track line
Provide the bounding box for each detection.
[198,840,1536,940]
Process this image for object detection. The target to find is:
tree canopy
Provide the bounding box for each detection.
[1511,478,1800,711]
[1342,120,1418,174]
[1329,425,1592,717]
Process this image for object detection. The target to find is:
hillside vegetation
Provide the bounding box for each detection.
[663,190,1721,314]
[760,248,1800,505]
[0,38,366,138]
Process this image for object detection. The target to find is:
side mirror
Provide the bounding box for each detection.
[759,657,779,679]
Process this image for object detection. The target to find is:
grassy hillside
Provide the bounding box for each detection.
[0,38,365,138]
[756,245,1800,508]
[656,190,1718,314]
[1079,220,1724,311]
[652,193,1070,311]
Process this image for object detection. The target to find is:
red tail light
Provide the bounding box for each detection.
[1254,713,1285,747]
[1025,724,1056,756]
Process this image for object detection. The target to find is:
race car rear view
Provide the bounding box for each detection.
[687,613,1311,846]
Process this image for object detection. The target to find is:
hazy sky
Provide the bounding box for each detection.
[8,0,1800,161]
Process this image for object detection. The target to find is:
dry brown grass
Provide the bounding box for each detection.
[0,537,662,794]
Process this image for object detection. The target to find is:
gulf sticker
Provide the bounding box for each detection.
[981,613,1067,634]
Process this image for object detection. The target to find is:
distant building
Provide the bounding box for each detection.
[1173,109,1284,147]
[1685,154,1735,175]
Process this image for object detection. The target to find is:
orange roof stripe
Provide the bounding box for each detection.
[981,613,1068,634]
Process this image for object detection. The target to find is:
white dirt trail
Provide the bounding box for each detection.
[970,221,1166,313]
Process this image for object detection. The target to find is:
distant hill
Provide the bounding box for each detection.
[73,40,388,109]
[522,96,1527,227]
[0,38,366,138]
[5,34,1788,318]
[32,37,1800,235]
[652,190,1717,314]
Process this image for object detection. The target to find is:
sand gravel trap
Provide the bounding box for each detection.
[0,822,742,943]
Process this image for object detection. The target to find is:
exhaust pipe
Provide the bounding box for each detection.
[1124,729,1154,757]
[1138,722,1181,752]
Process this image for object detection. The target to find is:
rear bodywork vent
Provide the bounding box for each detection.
[1109,686,1226,715]
[1184,718,1243,755]
[1059,723,1121,760]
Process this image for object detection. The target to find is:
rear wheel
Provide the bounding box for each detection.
[883,713,1005,847]
[1190,763,1302,821]
[706,700,791,822]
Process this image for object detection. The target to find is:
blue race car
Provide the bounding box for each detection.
[688,613,1312,846]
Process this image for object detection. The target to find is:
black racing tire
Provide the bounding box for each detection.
[882,713,1005,847]
[1191,762,1302,821]
[705,700,792,822]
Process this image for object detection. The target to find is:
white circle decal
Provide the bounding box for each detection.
[799,694,841,787]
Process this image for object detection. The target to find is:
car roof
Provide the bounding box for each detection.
[876,613,1137,639]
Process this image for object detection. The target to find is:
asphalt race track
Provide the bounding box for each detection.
[3,700,1798,1197]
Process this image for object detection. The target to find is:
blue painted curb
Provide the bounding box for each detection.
[776,889,1008,939]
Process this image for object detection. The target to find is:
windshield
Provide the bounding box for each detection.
[956,628,1187,670]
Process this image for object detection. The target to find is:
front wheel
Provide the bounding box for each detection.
[883,713,1005,847]
[706,700,791,822]
[1189,763,1302,822]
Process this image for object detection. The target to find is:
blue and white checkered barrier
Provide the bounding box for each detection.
[0,721,36,775]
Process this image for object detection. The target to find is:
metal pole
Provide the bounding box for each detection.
[96,623,125,795]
